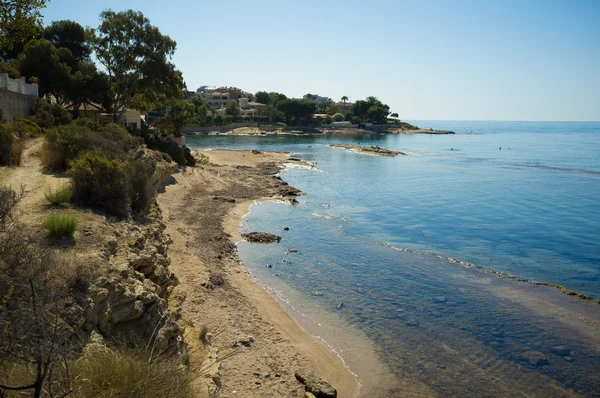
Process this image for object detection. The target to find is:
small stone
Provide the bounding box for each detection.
[288,249,298,253]
[550,345,571,357]
[521,351,549,367]
[295,370,337,398]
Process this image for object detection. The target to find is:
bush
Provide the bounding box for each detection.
[9,118,42,138]
[137,129,192,166]
[70,153,130,217]
[127,157,155,213]
[183,146,196,167]
[0,125,24,166]
[72,346,195,398]
[43,213,78,237]
[44,184,74,205]
[333,113,345,122]
[43,122,140,171]
[32,100,72,128]
[10,139,25,166]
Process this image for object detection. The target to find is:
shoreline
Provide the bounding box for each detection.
[185,126,455,136]
[157,149,388,397]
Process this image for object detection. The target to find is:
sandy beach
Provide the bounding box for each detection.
[157,150,388,397]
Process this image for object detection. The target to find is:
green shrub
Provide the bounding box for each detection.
[127,157,155,213]
[73,117,102,131]
[183,146,196,167]
[70,153,130,216]
[0,126,24,166]
[44,184,74,205]
[333,113,345,122]
[43,122,140,171]
[43,213,78,237]
[9,118,42,138]
[0,126,15,165]
[72,346,195,398]
[32,100,72,128]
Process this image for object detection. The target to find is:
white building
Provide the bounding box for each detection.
[0,73,39,122]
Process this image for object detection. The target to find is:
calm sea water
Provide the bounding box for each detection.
[187,121,600,397]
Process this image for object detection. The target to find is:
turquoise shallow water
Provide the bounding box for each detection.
[187,121,600,396]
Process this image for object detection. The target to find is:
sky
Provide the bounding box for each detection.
[41,0,600,121]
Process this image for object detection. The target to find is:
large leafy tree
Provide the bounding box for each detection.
[158,100,197,137]
[43,20,91,63]
[225,100,240,118]
[16,38,110,116]
[0,0,46,61]
[92,10,183,123]
[16,39,71,98]
[255,91,269,104]
[348,96,390,124]
[277,99,316,125]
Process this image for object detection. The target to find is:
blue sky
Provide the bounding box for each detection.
[42,0,599,121]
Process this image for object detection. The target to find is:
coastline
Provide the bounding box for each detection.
[185,126,455,136]
[157,149,387,397]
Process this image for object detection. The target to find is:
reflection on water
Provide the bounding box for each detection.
[189,121,600,396]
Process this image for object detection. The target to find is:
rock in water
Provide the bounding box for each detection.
[242,232,282,243]
[521,351,549,367]
[295,370,337,398]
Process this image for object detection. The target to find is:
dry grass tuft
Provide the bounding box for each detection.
[72,346,196,398]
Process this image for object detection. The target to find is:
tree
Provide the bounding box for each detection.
[213,114,223,126]
[15,39,71,98]
[277,99,316,126]
[341,95,349,112]
[303,93,314,101]
[158,100,197,137]
[390,113,399,118]
[196,102,209,126]
[255,91,269,104]
[92,10,183,123]
[267,92,287,106]
[16,39,110,116]
[254,105,268,127]
[43,20,91,62]
[333,113,345,122]
[348,96,390,124]
[0,0,46,61]
[224,100,240,118]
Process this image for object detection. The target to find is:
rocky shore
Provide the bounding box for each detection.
[330,144,406,157]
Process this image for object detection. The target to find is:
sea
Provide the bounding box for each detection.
[187,121,600,397]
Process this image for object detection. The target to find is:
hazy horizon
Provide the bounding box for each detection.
[42,0,600,122]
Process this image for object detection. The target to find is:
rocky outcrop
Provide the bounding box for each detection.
[330,144,406,157]
[242,232,282,243]
[129,146,179,189]
[80,204,183,354]
[295,370,337,398]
